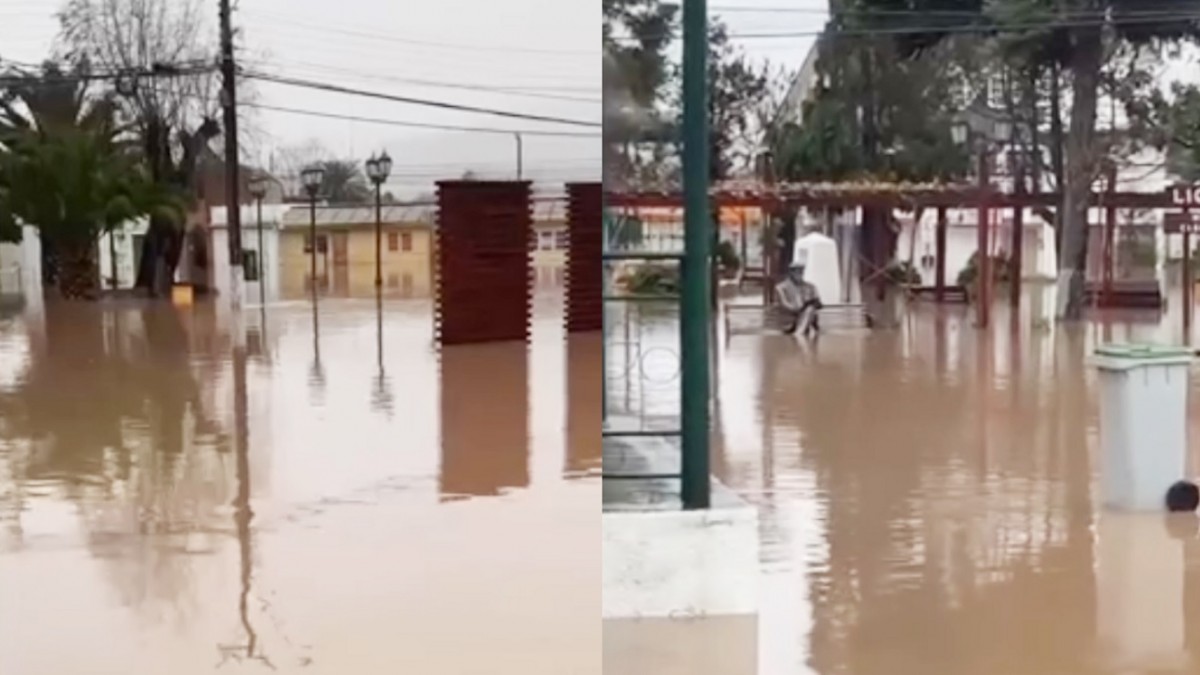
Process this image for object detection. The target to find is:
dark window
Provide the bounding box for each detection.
[401,232,413,252]
[242,250,259,281]
[388,232,399,252]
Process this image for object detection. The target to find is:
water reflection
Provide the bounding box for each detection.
[371,289,393,416]
[607,289,1200,674]
[438,342,530,500]
[0,280,599,674]
[308,290,326,403]
[566,333,602,478]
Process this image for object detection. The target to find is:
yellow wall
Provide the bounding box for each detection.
[280,225,433,300]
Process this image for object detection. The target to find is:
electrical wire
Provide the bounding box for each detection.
[242,100,600,138]
[237,27,593,83]
[609,9,1200,42]
[241,56,601,104]
[242,71,602,128]
[0,61,217,87]
[712,5,1200,19]
[238,7,594,57]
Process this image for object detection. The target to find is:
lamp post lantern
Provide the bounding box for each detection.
[301,166,325,296]
[365,151,392,288]
[248,175,268,306]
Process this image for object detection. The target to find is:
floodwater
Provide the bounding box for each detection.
[0,287,601,674]
[605,283,1200,675]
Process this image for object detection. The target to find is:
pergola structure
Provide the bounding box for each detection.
[607,181,1186,327]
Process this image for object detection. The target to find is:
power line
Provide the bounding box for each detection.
[242,101,599,138]
[609,10,1200,42]
[242,71,602,128]
[711,5,1200,19]
[242,56,601,104]
[0,61,216,87]
[239,27,593,83]
[243,101,600,138]
[240,8,594,57]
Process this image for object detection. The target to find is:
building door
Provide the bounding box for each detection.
[333,232,349,266]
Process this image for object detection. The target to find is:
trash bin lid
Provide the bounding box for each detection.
[1093,343,1194,370]
[1095,344,1194,359]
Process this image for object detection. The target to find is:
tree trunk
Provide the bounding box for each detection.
[133,118,219,297]
[1050,61,1066,253]
[1056,27,1104,320]
[55,237,99,300]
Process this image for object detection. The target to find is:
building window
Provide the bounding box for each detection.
[388,231,399,252]
[401,232,412,252]
[538,231,555,251]
[304,234,328,254]
[554,230,569,250]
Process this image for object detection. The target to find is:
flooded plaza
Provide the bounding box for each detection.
[605,282,1200,675]
[0,284,601,674]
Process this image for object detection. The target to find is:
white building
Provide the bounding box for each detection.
[97,218,149,290]
[209,204,291,306]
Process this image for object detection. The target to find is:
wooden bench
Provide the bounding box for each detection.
[1083,280,1164,309]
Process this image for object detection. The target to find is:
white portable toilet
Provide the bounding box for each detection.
[792,231,842,304]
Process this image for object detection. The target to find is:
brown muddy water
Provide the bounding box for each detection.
[0,290,600,674]
[605,284,1200,675]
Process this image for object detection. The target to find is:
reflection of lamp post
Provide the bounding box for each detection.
[364,151,392,288]
[248,175,267,306]
[371,288,393,415]
[309,297,325,402]
[952,117,1012,329]
[301,166,325,294]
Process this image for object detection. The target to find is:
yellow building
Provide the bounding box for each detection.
[280,204,434,300]
[532,217,568,290]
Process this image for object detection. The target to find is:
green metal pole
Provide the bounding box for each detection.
[680,0,711,510]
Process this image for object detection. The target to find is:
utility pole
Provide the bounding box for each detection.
[220,0,243,306]
[514,132,523,180]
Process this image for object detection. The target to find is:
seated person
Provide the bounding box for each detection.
[775,263,822,337]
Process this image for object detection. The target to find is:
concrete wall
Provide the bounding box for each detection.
[0,225,42,297]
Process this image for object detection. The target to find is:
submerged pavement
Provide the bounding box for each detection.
[605,289,1200,674]
[0,292,600,674]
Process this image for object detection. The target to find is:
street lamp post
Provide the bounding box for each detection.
[248,175,267,306]
[365,151,393,288]
[301,166,325,296]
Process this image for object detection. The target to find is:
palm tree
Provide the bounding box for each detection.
[317,159,372,203]
[0,60,184,299]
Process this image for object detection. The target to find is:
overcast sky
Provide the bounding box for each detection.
[0,0,826,195]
